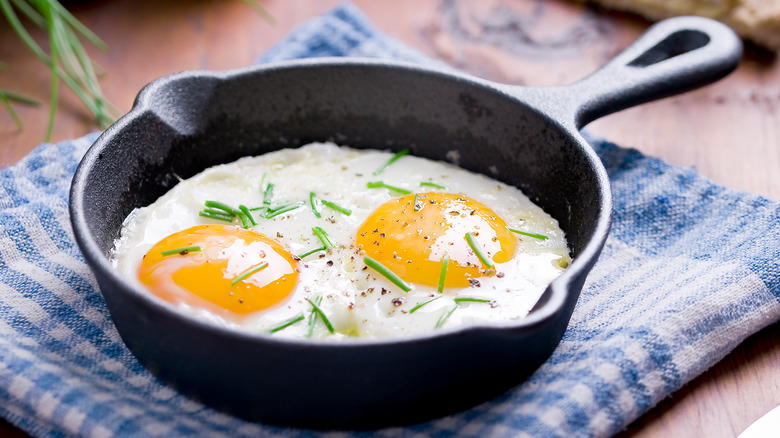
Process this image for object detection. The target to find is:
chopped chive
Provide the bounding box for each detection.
[199,211,234,222]
[268,313,305,333]
[161,246,201,257]
[420,181,447,189]
[230,262,268,286]
[265,202,301,218]
[465,232,494,269]
[373,148,410,175]
[435,304,458,329]
[306,295,323,337]
[263,182,275,206]
[363,256,412,292]
[204,200,241,216]
[453,297,492,304]
[409,297,440,314]
[507,227,549,240]
[202,207,233,217]
[307,297,334,334]
[366,181,412,195]
[438,255,449,293]
[312,227,334,249]
[239,205,257,226]
[249,206,267,212]
[298,246,327,259]
[413,193,421,212]
[259,172,268,193]
[237,211,251,228]
[320,200,352,216]
[309,192,321,218]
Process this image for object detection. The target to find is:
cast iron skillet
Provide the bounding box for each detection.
[70,17,741,430]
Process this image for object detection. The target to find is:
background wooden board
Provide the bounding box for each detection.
[1,0,779,436]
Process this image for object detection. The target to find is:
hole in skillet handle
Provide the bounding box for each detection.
[628,30,710,67]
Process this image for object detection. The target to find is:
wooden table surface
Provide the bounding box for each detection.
[2,0,779,436]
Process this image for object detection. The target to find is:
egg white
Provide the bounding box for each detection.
[111,143,571,340]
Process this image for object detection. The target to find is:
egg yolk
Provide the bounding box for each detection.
[356,193,516,288]
[138,224,298,318]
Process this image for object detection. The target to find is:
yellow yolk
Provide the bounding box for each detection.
[356,193,516,288]
[138,224,298,318]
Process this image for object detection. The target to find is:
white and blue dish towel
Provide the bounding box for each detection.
[1,3,779,437]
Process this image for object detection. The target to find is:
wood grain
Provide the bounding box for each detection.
[1,0,778,436]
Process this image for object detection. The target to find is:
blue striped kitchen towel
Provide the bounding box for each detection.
[2,2,779,437]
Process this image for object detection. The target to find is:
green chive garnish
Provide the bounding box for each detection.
[438,255,449,294]
[265,202,301,219]
[307,296,334,334]
[435,305,458,329]
[307,295,324,337]
[237,211,251,228]
[298,246,327,259]
[160,246,201,257]
[413,193,421,212]
[363,256,412,292]
[201,207,234,217]
[312,227,334,249]
[453,297,492,304]
[268,313,305,333]
[204,200,241,217]
[366,181,412,195]
[320,200,352,216]
[409,297,439,314]
[507,227,549,240]
[373,148,410,175]
[230,262,268,286]
[465,232,494,269]
[309,192,321,218]
[263,182,275,206]
[420,181,446,189]
[199,211,234,222]
[239,205,257,226]
[259,173,268,193]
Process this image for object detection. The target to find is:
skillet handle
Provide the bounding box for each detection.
[514,16,742,130]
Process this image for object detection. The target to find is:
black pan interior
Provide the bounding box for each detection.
[84,63,603,262]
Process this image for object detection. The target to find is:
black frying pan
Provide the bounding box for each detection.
[69,16,741,429]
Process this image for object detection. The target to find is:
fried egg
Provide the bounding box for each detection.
[112,143,571,340]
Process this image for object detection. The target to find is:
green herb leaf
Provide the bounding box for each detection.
[507,227,549,240]
[409,297,439,314]
[435,304,458,329]
[204,200,240,217]
[373,148,410,175]
[231,262,269,286]
[239,205,257,226]
[363,256,412,292]
[198,210,234,222]
[465,232,494,269]
[298,246,327,259]
[419,181,446,189]
[306,295,323,337]
[263,182,274,206]
[453,297,492,304]
[413,193,421,212]
[320,200,352,216]
[309,192,321,218]
[366,181,412,195]
[160,246,201,257]
[307,296,334,334]
[438,254,449,294]
[265,202,301,219]
[268,313,305,333]
[312,226,334,249]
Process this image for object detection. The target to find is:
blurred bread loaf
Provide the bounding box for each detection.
[586,0,780,50]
